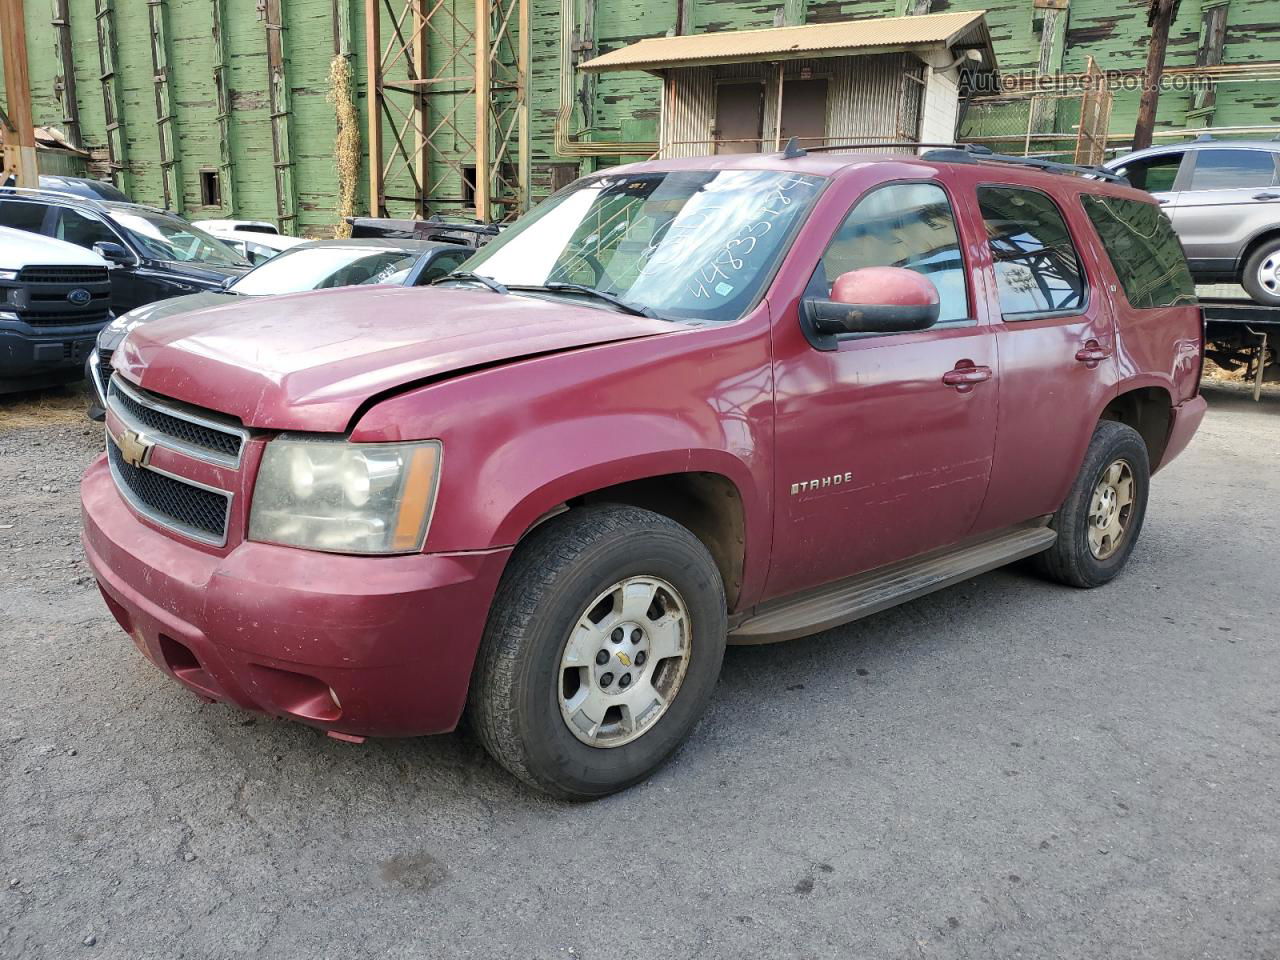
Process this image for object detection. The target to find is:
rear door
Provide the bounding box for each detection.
[968,181,1118,533]
[1170,147,1280,273]
[713,82,764,155]
[765,175,999,599]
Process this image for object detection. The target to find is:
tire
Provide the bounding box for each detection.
[1032,420,1150,589]
[1241,237,1280,307]
[467,504,727,800]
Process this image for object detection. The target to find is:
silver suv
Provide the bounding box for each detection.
[1104,138,1280,306]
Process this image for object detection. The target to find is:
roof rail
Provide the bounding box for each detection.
[800,141,994,155]
[0,186,166,214]
[918,147,1130,184]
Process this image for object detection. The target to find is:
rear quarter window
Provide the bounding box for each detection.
[1079,195,1196,310]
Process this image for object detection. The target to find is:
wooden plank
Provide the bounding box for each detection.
[50,0,82,148]
[0,0,38,186]
[93,0,129,194]
[264,0,298,232]
[210,0,236,215]
[147,0,182,212]
[475,0,490,220]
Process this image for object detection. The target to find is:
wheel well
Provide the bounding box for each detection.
[1239,228,1280,273]
[556,472,747,610]
[1100,388,1172,469]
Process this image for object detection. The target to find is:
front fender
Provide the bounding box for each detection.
[351,319,776,604]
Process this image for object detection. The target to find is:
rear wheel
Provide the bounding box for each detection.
[1033,420,1150,589]
[1242,237,1280,307]
[468,505,727,799]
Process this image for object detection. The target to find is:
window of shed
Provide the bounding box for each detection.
[199,170,222,207]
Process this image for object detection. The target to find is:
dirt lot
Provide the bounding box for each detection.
[2,380,1278,960]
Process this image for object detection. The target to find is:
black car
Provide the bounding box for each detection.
[38,175,132,202]
[87,237,474,417]
[0,189,251,316]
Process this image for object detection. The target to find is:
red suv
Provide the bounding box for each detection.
[81,148,1205,798]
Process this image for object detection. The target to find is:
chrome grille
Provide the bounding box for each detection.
[107,437,230,545]
[107,376,247,467]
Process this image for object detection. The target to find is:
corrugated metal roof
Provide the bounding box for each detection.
[580,11,993,74]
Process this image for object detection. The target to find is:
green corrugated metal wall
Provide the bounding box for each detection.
[4,0,1278,236]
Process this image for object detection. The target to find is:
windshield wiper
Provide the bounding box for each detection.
[433,271,509,295]
[510,282,659,319]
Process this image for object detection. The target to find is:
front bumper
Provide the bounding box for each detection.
[81,454,511,737]
[0,320,101,391]
[1158,394,1208,472]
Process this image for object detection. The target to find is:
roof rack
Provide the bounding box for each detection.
[779,140,1129,185]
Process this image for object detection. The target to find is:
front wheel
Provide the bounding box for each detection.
[1032,420,1150,589]
[467,505,727,799]
[1242,238,1280,307]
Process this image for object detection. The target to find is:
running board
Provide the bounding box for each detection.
[729,522,1057,645]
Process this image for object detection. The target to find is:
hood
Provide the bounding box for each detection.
[146,260,251,284]
[114,285,682,431]
[98,291,237,352]
[0,226,111,270]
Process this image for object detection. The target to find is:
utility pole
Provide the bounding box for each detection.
[0,0,38,187]
[1133,0,1180,151]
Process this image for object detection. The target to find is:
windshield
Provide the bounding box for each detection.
[459,169,824,321]
[110,210,248,267]
[230,247,418,295]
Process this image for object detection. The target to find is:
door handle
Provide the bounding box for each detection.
[1157,197,1171,204]
[1253,192,1280,201]
[1075,339,1112,368]
[941,360,992,392]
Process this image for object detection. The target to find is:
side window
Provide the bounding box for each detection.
[809,181,970,325]
[1114,153,1183,193]
[0,200,50,234]
[977,186,1086,319]
[416,249,468,284]
[1080,195,1196,309]
[53,208,120,251]
[1189,149,1279,191]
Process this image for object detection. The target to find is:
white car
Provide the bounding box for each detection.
[194,219,306,264]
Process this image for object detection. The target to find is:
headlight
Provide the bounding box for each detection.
[0,269,18,281]
[249,437,441,554]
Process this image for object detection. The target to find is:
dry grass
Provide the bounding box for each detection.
[0,381,92,432]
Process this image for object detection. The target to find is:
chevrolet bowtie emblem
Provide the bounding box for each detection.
[116,429,153,469]
[616,652,632,667]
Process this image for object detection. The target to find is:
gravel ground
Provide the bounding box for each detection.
[1,380,1278,960]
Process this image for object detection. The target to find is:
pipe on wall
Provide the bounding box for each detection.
[553,0,656,157]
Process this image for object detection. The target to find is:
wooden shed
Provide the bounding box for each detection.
[580,11,998,157]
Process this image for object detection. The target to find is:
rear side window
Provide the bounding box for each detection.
[1189,149,1278,190]
[1080,195,1196,309]
[0,200,49,234]
[977,186,1086,319]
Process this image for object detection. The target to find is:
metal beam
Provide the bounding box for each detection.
[264,0,298,233]
[50,0,82,148]
[211,0,236,215]
[1,0,39,187]
[147,0,182,212]
[364,0,383,215]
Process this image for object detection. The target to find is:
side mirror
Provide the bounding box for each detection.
[801,267,940,350]
[92,241,133,266]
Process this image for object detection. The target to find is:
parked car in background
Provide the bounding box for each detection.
[82,149,1204,799]
[0,190,251,316]
[0,225,112,393]
[1104,137,1280,305]
[86,237,474,416]
[195,219,307,265]
[36,174,131,202]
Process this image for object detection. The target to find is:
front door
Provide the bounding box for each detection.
[766,177,999,600]
[713,82,764,155]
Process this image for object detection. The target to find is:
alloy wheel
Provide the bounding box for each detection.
[1087,459,1135,560]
